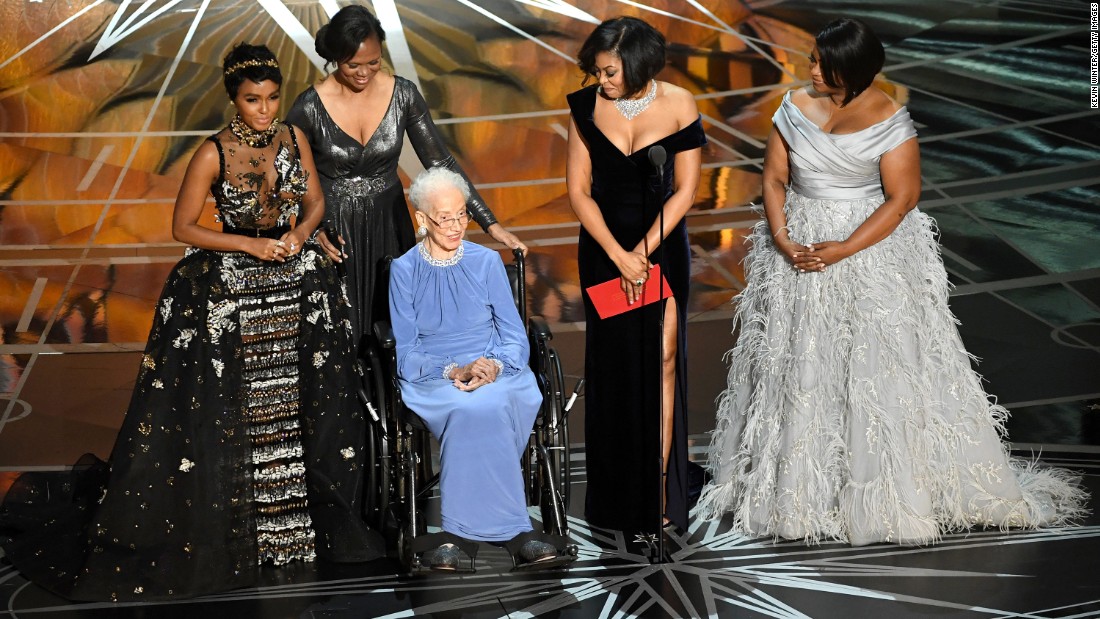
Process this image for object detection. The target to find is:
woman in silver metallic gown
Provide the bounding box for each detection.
[286,5,526,349]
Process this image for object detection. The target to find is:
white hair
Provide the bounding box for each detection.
[407,167,471,213]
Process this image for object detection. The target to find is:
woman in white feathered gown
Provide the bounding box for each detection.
[695,17,1087,546]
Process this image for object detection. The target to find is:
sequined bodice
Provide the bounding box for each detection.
[208,123,309,229]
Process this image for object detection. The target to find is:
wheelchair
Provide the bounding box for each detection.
[357,248,580,572]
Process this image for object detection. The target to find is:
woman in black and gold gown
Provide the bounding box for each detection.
[286,5,526,347]
[566,17,706,535]
[0,44,370,601]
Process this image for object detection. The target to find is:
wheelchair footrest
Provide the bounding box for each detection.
[502,531,578,572]
[409,532,478,575]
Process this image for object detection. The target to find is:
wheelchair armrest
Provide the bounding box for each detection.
[528,315,553,341]
[373,321,396,349]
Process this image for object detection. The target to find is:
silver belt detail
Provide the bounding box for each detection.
[330,175,391,199]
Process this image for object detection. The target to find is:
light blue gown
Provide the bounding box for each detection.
[389,240,541,542]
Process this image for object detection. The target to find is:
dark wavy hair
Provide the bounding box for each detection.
[577,16,666,99]
[222,43,282,98]
[315,5,386,66]
[814,18,885,106]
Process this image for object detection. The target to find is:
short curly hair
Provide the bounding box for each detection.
[408,168,471,213]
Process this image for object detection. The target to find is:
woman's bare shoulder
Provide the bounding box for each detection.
[864,87,904,121]
[659,81,699,122]
[788,86,826,116]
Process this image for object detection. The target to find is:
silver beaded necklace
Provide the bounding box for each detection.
[611,80,657,121]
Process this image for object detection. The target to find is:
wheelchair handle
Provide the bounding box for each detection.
[564,378,585,413]
[512,247,526,322]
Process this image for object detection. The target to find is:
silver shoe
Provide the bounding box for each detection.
[421,543,461,571]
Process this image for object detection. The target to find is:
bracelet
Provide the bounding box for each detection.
[443,362,458,380]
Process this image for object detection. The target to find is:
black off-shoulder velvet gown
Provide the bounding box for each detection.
[567,86,706,534]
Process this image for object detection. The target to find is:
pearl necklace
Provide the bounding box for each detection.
[418,240,463,267]
[608,80,656,121]
[230,115,281,148]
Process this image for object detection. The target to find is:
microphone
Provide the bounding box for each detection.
[645,146,671,564]
[648,145,667,185]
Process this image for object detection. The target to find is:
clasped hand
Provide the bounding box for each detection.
[614,250,651,305]
[777,238,851,272]
[247,229,308,263]
[450,357,500,392]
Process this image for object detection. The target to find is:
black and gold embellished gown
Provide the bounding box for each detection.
[286,77,500,348]
[0,122,374,601]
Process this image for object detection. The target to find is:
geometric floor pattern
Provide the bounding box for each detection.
[3,457,1099,617]
[2,0,1099,616]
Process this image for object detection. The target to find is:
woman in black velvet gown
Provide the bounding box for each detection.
[0,44,368,601]
[285,5,526,348]
[566,17,706,535]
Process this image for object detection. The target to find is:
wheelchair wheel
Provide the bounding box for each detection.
[544,347,571,511]
[358,348,393,533]
[529,347,571,537]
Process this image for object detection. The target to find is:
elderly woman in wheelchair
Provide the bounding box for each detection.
[387,167,576,572]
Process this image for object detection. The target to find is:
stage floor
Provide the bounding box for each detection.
[2,0,1099,616]
[1,451,1099,618]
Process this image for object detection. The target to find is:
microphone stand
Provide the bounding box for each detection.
[646,145,671,564]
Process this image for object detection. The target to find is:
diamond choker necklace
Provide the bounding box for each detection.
[610,80,656,121]
[230,115,280,148]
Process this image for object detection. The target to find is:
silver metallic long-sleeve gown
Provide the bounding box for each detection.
[695,90,1087,546]
[286,77,498,347]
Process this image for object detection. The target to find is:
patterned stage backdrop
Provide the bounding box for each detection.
[0,0,858,352]
[3,1,1097,483]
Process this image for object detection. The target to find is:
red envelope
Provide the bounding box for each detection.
[585,264,673,319]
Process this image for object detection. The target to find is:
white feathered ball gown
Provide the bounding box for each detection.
[695,90,1087,546]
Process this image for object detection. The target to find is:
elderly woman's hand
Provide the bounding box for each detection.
[450,357,500,391]
[469,357,500,383]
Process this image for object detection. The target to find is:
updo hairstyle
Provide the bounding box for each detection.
[315,5,386,66]
[222,43,282,99]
